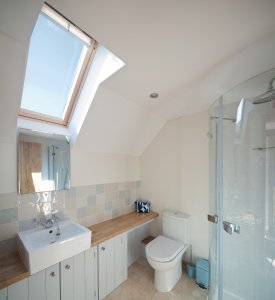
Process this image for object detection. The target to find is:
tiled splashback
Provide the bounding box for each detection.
[0,181,140,256]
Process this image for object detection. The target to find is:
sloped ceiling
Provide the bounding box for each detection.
[74,85,165,156]
[0,0,43,143]
[50,0,275,115]
[1,0,275,155]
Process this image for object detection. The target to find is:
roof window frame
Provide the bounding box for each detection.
[19,2,97,127]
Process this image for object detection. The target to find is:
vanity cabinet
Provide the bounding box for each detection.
[0,246,98,300]
[114,233,127,287]
[7,278,28,300]
[60,246,98,300]
[60,257,74,300]
[85,246,98,300]
[98,237,115,300]
[45,264,60,300]
[0,288,7,300]
[29,263,60,300]
[0,214,157,300]
[98,233,127,300]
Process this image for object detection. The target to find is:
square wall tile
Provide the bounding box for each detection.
[86,215,96,227]
[0,207,18,224]
[87,185,96,195]
[0,222,18,241]
[96,213,104,223]
[119,190,126,200]
[87,205,96,215]
[0,238,17,256]
[105,201,112,211]
[77,207,87,218]
[76,186,88,197]
[65,187,76,198]
[118,182,126,191]
[125,198,131,206]
[19,219,36,231]
[65,209,77,221]
[96,184,104,194]
[104,183,113,193]
[77,217,87,227]
[96,203,105,213]
[18,205,36,221]
[76,196,87,208]
[0,193,18,210]
[112,209,119,218]
[53,190,65,211]
[96,193,105,203]
[87,195,96,205]
[65,197,76,210]
[104,211,112,221]
[18,193,38,207]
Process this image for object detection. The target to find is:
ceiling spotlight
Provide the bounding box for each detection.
[150,92,159,99]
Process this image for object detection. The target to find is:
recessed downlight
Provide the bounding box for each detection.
[150,92,159,99]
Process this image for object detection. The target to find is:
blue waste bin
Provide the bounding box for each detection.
[196,258,209,289]
[187,264,196,278]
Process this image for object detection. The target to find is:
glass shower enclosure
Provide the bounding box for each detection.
[208,69,275,300]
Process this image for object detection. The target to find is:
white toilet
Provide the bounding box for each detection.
[145,211,191,292]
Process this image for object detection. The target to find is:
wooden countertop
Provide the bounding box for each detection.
[89,211,159,246]
[0,252,28,290]
[0,211,159,289]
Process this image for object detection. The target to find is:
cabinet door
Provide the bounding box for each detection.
[98,238,115,300]
[46,263,60,300]
[98,240,107,300]
[60,257,74,300]
[29,270,46,300]
[127,223,150,266]
[73,252,85,300]
[0,288,7,300]
[85,246,98,300]
[106,238,115,295]
[8,278,28,300]
[114,233,128,288]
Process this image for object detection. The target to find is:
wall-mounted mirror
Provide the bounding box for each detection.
[18,128,70,194]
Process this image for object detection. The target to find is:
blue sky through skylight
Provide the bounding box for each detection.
[21,13,85,119]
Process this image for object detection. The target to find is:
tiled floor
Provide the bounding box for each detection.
[105,258,208,300]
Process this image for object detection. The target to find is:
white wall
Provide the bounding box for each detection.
[0,32,28,194]
[1,144,140,194]
[0,4,142,194]
[0,1,42,194]
[141,111,209,261]
[71,149,140,187]
[75,84,166,156]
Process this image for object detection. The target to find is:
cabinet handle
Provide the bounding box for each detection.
[50,272,56,277]
[101,246,105,251]
[65,264,71,270]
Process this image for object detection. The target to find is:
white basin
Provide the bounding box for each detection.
[17,220,91,275]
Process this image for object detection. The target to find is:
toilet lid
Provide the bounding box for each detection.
[145,235,185,263]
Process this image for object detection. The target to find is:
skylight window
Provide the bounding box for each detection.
[20,3,96,126]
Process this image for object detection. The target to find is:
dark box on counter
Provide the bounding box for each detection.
[135,200,150,213]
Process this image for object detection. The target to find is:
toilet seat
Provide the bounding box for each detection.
[146,235,185,263]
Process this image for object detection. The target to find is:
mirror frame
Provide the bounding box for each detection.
[17,128,71,194]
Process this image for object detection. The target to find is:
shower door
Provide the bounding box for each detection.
[208,99,221,300]
[209,69,275,300]
[48,144,69,190]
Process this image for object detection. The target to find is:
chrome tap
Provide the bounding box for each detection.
[37,215,59,229]
[52,215,61,236]
[37,218,54,228]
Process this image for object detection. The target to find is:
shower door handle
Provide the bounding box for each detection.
[207,214,218,224]
[223,221,240,235]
